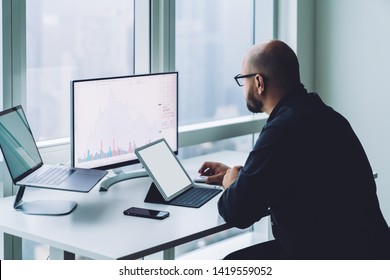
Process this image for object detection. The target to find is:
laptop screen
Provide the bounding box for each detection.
[0,106,42,182]
[135,139,193,200]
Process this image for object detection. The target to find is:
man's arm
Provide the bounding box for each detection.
[217,126,280,229]
[222,166,243,189]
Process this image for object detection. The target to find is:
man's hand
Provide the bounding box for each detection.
[222,166,243,190]
[198,161,231,185]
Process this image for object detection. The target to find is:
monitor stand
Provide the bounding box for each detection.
[99,168,149,192]
[14,186,77,215]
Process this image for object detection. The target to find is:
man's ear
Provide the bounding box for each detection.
[256,75,265,94]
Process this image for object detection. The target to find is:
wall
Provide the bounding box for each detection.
[314,0,390,222]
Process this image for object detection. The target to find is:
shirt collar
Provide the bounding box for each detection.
[267,84,307,123]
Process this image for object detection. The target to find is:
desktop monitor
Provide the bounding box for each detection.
[71,72,178,190]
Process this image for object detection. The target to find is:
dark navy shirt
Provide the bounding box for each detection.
[218,89,389,259]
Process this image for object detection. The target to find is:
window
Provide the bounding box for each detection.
[3,0,274,260]
[26,0,134,141]
[21,0,135,260]
[176,0,254,126]
[174,0,273,259]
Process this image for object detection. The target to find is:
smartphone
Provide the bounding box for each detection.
[123,207,169,220]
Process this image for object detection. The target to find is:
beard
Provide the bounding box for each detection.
[246,92,263,113]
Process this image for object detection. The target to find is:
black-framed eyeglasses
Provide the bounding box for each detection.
[234,73,258,87]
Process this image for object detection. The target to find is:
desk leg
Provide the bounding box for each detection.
[163,248,175,260]
[3,234,22,260]
[49,247,75,260]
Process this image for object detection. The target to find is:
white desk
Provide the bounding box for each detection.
[0,151,248,260]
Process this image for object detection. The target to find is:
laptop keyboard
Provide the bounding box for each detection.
[27,167,75,186]
[170,186,222,208]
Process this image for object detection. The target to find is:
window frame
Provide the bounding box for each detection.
[2,0,26,111]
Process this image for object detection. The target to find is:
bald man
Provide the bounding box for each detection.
[199,40,389,259]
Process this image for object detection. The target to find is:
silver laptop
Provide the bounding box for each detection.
[0,105,107,193]
[135,138,222,208]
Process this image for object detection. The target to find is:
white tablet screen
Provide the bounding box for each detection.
[136,140,192,199]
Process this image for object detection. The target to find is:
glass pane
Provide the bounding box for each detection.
[26,0,134,141]
[178,135,254,160]
[176,0,254,126]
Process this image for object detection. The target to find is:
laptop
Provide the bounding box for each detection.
[135,138,222,208]
[0,105,108,193]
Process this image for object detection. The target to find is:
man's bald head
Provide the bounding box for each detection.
[245,40,301,89]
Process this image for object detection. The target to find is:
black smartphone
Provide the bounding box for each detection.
[123,207,169,220]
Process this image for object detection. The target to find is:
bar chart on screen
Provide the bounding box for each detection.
[76,93,170,167]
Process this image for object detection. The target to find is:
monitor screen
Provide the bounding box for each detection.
[0,106,42,182]
[71,72,178,170]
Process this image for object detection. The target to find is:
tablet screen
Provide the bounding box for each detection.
[135,139,192,200]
